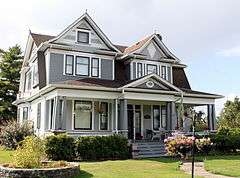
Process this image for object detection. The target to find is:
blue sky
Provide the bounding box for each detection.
[0,0,239,114]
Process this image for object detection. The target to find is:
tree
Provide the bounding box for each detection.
[0,45,23,123]
[218,97,240,128]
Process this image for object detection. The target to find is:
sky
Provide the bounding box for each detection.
[0,0,240,115]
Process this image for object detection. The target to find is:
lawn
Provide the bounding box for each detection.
[0,148,198,178]
[204,155,240,177]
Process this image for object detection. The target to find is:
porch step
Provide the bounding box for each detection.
[132,141,167,159]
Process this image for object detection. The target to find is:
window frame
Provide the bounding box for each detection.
[22,107,28,121]
[75,56,90,76]
[74,100,93,130]
[99,102,109,131]
[137,63,143,78]
[32,60,39,87]
[65,55,74,75]
[161,105,167,129]
[91,58,99,77]
[37,103,41,129]
[76,30,90,44]
[153,105,160,131]
[161,65,167,80]
[147,64,157,75]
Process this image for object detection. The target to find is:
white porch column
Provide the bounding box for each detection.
[119,99,128,137]
[115,99,118,134]
[171,102,177,130]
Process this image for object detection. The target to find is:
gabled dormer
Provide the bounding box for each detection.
[116,34,184,83]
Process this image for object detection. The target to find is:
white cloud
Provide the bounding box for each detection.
[217,46,240,57]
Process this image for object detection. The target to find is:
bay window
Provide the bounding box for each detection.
[91,58,99,77]
[32,61,39,86]
[99,102,108,130]
[74,101,92,130]
[23,107,28,121]
[65,55,74,75]
[147,64,157,75]
[76,56,89,76]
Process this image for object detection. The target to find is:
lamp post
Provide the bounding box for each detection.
[191,111,196,178]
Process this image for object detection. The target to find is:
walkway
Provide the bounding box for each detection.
[181,162,234,178]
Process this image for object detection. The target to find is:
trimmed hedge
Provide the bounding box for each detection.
[76,135,129,160]
[211,127,240,152]
[45,134,76,161]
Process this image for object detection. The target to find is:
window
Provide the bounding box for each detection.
[167,66,171,82]
[161,66,167,80]
[37,103,41,129]
[147,64,157,75]
[91,58,99,77]
[77,31,90,44]
[49,99,54,130]
[99,102,108,130]
[153,105,160,130]
[65,55,74,75]
[161,106,167,128]
[58,100,64,129]
[24,70,32,91]
[74,101,92,130]
[32,61,39,86]
[76,56,89,76]
[137,63,143,78]
[23,107,28,121]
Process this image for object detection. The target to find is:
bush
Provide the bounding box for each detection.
[0,120,34,149]
[13,136,45,168]
[164,133,194,159]
[76,135,129,160]
[211,127,240,152]
[45,134,76,161]
[195,137,213,155]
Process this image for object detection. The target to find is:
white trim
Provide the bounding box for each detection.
[130,62,133,80]
[72,100,75,130]
[115,99,118,134]
[112,60,115,80]
[92,101,94,131]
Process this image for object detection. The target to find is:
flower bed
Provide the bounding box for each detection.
[0,162,80,178]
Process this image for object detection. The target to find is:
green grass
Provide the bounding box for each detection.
[203,155,240,177]
[0,148,198,178]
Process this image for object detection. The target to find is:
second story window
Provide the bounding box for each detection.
[24,70,32,92]
[32,61,39,87]
[147,64,157,75]
[76,56,89,76]
[161,66,167,80]
[137,63,143,78]
[77,31,90,44]
[65,55,74,75]
[91,58,99,77]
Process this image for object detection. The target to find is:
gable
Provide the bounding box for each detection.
[133,78,170,90]
[140,40,166,60]
[54,18,110,50]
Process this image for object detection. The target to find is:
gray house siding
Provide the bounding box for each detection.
[49,53,114,83]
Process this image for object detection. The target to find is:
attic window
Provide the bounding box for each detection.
[77,30,90,44]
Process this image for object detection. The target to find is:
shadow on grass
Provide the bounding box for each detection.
[139,157,181,163]
[73,170,94,178]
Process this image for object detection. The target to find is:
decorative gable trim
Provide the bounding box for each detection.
[120,73,182,92]
[49,12,121,53]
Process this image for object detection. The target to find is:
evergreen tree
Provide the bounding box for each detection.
[0,45,23,123]
[219,97,240,128]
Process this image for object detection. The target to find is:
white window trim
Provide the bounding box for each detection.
[98,102,110,131]
[75,29,91,45]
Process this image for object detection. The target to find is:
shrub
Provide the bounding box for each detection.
[76,135,129,160]
[164,133,194,159]
[195,137,213,155]
[45,134,76,161]
[211,127,240,152]
[0,120,34,149]
[13,136,45,168]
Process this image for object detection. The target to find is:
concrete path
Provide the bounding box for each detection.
[181,162,235,178]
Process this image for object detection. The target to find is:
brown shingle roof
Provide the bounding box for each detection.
[114,45,128,53]
[172,67,191,89]
[123,35,153,55]
[31,33,55,46]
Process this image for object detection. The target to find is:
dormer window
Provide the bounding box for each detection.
[147,64,157,75]
[137,63,143,78]
[161,66,167,80]
[77,30,90,44]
